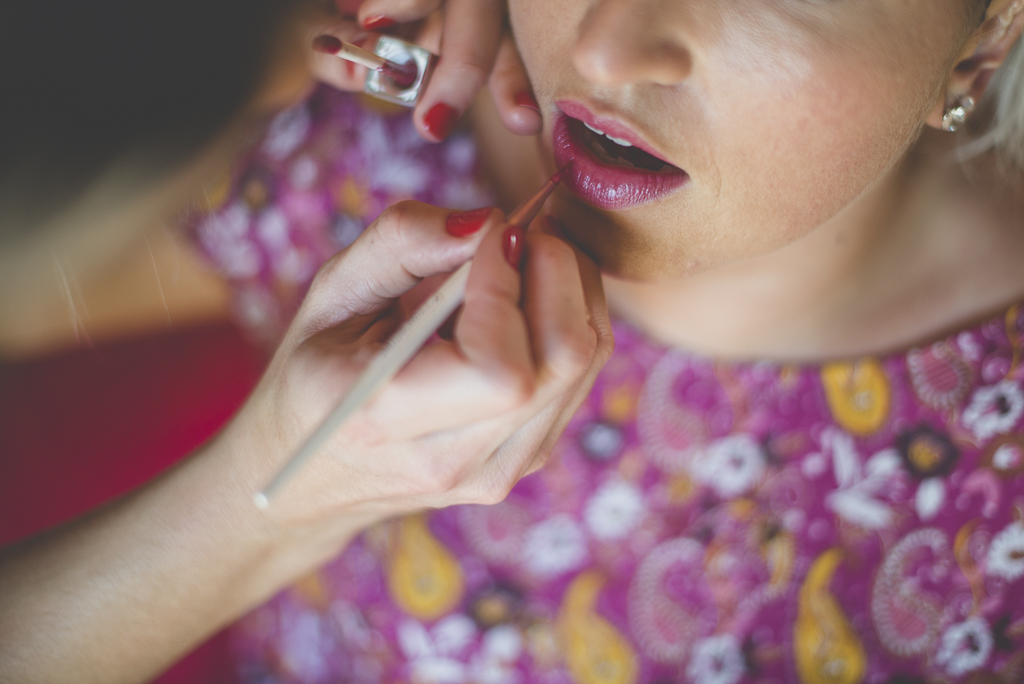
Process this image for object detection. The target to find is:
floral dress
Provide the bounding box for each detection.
[187,87,1024,684]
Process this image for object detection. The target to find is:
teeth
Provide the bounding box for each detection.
[583,121,634,148]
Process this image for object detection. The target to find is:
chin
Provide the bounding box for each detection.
[546,192,707,282]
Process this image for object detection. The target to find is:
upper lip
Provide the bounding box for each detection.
[555,99,677,168]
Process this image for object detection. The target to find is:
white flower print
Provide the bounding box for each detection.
[689,434,766,498]
[962,380,1024,441]
[934,617,993,677]
[819,428,902,530]
[278,609,331,681]
[289,154,319,190]
[262,104,311,159]
[914,477,946,522]
[397,615,476,684]
[396,617,523,684]
[523,515,588,577]
[579,422,625,461]
[584,479,647,541]
[986,521,1024,582]
[993,442,1024,471]
[686,634,746,684]
[469,625,523,684]
[256,208,290,254]
[373,156,431,196]
[958,331,982,361]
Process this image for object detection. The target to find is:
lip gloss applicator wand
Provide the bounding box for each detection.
[254,168,567,508]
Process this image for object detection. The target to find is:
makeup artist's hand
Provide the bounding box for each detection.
[308,0,542,141]
[0,201,607,684]
[223,200,611,530]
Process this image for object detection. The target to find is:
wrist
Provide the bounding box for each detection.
[197,414,379,608]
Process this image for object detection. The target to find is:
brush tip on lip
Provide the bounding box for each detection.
[551,163,571,185]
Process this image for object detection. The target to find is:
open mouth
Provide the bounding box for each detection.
[552,103,688,211]
[574,118,679,173]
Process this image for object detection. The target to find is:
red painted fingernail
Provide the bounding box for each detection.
[363,15,395,31]
[514,90,540,113]
[446,207,491,237]
[312,35,342,54]
[423,102,459,140]
[503,225,524,269]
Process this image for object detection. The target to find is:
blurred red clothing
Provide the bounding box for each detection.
[0,323,264,684]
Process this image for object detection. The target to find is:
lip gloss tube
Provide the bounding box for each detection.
[314,34,438,108]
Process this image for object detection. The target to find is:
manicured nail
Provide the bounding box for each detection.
[362,15,395,31]
[312,35,342,54]
[503,225,524,269]
[514,90,540,113]
[446,207,491,237]
[423,102,459,140]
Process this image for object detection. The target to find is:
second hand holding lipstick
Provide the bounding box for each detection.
[254,169,566,508]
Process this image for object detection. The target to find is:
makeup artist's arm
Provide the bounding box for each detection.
[311,0,542,140]
[0,202,611,684]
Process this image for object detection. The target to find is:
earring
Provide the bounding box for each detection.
[941,95,976,133]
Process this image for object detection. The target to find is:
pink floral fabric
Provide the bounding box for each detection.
[190,89,1024,684]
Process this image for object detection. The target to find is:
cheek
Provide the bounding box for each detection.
[706,44,932,256]
[509,0,579,95]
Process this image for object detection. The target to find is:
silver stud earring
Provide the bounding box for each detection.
[941,95,976,133]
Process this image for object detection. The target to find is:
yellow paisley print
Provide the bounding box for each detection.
[795,549,866,684]
[603,382,639,423]
[292,571,330,610]
[559,571,639,684]
[763,530,796,596]
[821,360,890,435]
[387,514,464,621]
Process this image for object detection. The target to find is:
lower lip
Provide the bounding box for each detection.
[552,113,688,211]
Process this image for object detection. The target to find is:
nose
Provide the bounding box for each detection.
[572,0,692,87]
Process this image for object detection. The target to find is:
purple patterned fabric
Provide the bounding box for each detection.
[188,89,1024,684]
[184,86,491,344]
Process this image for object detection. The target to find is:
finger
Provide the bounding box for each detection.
[352,218,535,439]
[521,217,613,473]
[306,22,372,92]
[412,0,504,141]
[521,232,597,389]
[355,0,442,29]
[456,215,534,391]
[487,34,543,136]
[296,203,499,335]
[448,220,609,488]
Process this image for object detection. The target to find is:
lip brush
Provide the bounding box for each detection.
[254,168,566,508]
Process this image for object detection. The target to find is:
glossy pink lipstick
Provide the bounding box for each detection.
[553,100,687,211]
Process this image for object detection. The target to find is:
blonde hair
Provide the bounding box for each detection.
[965,35,1024,171]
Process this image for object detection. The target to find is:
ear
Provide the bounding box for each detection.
[925,0,1024,130]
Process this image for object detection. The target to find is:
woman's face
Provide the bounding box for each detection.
[510,0,976,279]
